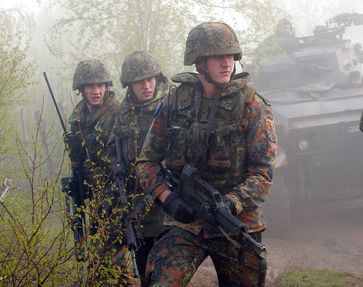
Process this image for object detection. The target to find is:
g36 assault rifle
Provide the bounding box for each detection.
[170,164,266,256]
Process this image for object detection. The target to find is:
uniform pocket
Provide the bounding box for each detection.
[165,127,187,172]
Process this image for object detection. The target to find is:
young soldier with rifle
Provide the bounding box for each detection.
[45,59,126,285]
[136,22,277,286]
[109,51,169,286]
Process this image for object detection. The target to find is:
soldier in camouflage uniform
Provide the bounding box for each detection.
[273,18,295,37]
[136,22,277,286]
[68,59,120,188]
[67,59,123,284]
[258,18,298,57]
[109,51,169,286]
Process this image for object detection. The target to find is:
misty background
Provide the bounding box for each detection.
[1,0,363,285]
[1,0,362,170]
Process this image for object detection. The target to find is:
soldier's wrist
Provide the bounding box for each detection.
[151,183,171,203]
[158,189,172,203]
[225,193,244,215]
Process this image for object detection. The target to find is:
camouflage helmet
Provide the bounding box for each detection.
[72,59,112,91]
[184,22,242,66]
[120,51,162,88]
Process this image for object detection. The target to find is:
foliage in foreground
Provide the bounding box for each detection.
[276,269,363,287]
[0,110,131,286]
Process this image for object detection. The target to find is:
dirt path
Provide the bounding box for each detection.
[189,197,363,286]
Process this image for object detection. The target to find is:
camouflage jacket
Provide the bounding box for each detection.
[136,72,277,236]
[257,34,298,57]
[68,91,121,187]
[110,78,169,237]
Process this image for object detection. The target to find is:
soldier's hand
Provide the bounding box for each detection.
[126,203,146,223]
[163,192,195,224]
[64,132,85,163]
[223,196,237,216]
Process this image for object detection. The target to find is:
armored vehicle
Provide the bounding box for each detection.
[250,13,363,232]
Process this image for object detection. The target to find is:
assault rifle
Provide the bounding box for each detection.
[43,72,86,259]
[114,136,142,278]
[170,164,266,255]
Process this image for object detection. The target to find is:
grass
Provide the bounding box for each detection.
[275,269,363,287]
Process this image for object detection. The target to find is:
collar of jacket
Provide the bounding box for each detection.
[69,90,117,126]
[171,72,251,97]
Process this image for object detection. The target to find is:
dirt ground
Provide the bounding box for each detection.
[189,197,363,286]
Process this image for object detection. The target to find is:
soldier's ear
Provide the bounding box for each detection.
[79,87,85,97]
[196,63,205,74]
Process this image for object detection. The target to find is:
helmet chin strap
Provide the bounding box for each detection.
[197,59,235,90]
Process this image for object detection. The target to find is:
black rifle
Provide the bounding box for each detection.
[114,136,141,278]
[170,164,266,256]
[43,72,86,259]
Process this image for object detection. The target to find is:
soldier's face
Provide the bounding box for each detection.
[82,83,107,108]
[281,24,294,36]
[206,55,234,84]
[131,76,157,103]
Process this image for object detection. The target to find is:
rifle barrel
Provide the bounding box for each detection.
[43,72,67,133]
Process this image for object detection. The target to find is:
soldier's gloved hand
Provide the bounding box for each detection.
[223,196,237,216]
[163,192,195,224]
[84,133,106,162]
[64,132,85,163]
[126,203,146,223]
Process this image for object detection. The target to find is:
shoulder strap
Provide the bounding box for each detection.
[243,83,255,104]
[239,83,256,129]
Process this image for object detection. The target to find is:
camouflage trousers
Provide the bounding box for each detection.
[86,234,133,286]
[88,204,132,285]
[135,237,159,287]
[111,237,159,287]
[145,227,266,287]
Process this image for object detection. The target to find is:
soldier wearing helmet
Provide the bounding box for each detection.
[108,51,169,286]
[68,59,119,183]
[66,59,122,284]
[274,18,295,37]
[136,22,276,286]
[258,18,298,57]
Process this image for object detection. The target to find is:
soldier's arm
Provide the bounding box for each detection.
[136,102,171,202]
[105,99,128,169]
[225,94,277,214]
[105,119,119,169]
